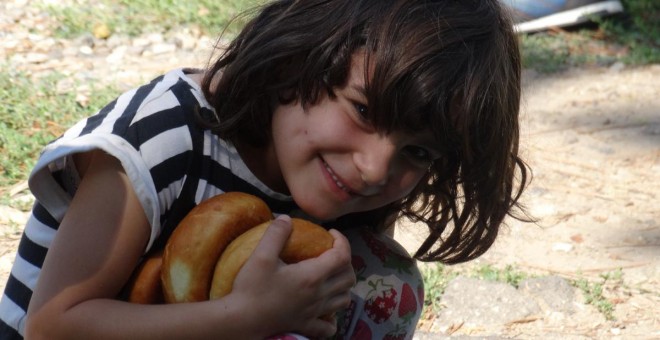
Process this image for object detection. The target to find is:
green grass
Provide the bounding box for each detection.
[0,70,120,189]
[571,270,624,321]
[472,264,529,288]
[420,264,459,313]
[39,0,261,38]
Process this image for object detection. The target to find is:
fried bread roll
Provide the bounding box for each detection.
[125,250,164,304]
[209,218,334,299]
[126,192,334,306]
[162,192,273,303]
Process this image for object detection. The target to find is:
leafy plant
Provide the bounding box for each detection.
[573,278,615,320]
[572,269,624,321]
[472,264,529,288]
[420,264,458,313]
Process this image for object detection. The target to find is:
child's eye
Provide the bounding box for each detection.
[353,102,369,121]
[403,145,434,166]
[349,101,375,131]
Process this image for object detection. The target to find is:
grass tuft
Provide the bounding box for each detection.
[420,264,458,314]
[0,69,120,188]
[38,0,261,38]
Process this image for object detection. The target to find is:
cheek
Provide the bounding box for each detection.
[388,168,427,200]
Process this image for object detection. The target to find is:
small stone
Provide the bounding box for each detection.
[79,45,93,55]
[552,243,573,252]
[147,43,177,55]
[145,32,164,44]
[25,52,48,63]
[132,37,151,47]
[106,46,127,64]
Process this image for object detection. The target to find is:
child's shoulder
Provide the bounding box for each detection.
[108,68,211,134]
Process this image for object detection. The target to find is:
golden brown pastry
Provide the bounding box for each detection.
[210,218,334,299]
[125,250,164,304]
[162,192,273,303]
[126,192,333,306]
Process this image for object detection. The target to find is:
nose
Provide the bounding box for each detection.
[353,134,397,186]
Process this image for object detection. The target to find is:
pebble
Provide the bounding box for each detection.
[25,52,48,63]
[552,242,574,252]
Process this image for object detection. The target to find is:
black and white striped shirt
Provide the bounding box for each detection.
[0,68,301,338]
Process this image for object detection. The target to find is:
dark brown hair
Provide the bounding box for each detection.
[202,0,531,264]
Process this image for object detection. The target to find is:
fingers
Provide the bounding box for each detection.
[323,230,356,312]
[301,228,356,314]
[295,228,356,294]
[250,215,293,260]
[324,288,352,312]
[328,228,351,254]
[244,224,352,337]
[309,229,355,279]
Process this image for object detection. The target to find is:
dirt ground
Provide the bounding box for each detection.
[397,64,660,338]
[0,3,659,336]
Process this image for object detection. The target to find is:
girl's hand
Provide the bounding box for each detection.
[229,215,356,338]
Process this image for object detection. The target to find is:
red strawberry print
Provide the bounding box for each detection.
[363,279,397,324]
[350,319,372,340]
[398,283,417,322]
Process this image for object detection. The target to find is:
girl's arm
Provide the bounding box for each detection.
[25,150,354,339]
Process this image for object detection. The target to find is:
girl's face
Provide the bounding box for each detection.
[268,53,441,221]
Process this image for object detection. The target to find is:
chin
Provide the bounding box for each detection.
[293,197,342,222]
[301,205,339,222]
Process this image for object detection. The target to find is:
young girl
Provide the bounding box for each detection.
[0,0,529,339]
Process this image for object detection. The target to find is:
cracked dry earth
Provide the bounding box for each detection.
[1,1,660,338]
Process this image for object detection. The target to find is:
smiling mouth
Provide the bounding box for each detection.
[322,160,355,195]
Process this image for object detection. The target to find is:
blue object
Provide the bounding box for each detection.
[503,0,624,33]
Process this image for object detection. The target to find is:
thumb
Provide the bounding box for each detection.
[251,214,293,259]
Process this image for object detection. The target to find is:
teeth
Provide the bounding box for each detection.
[324,162,351,193]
